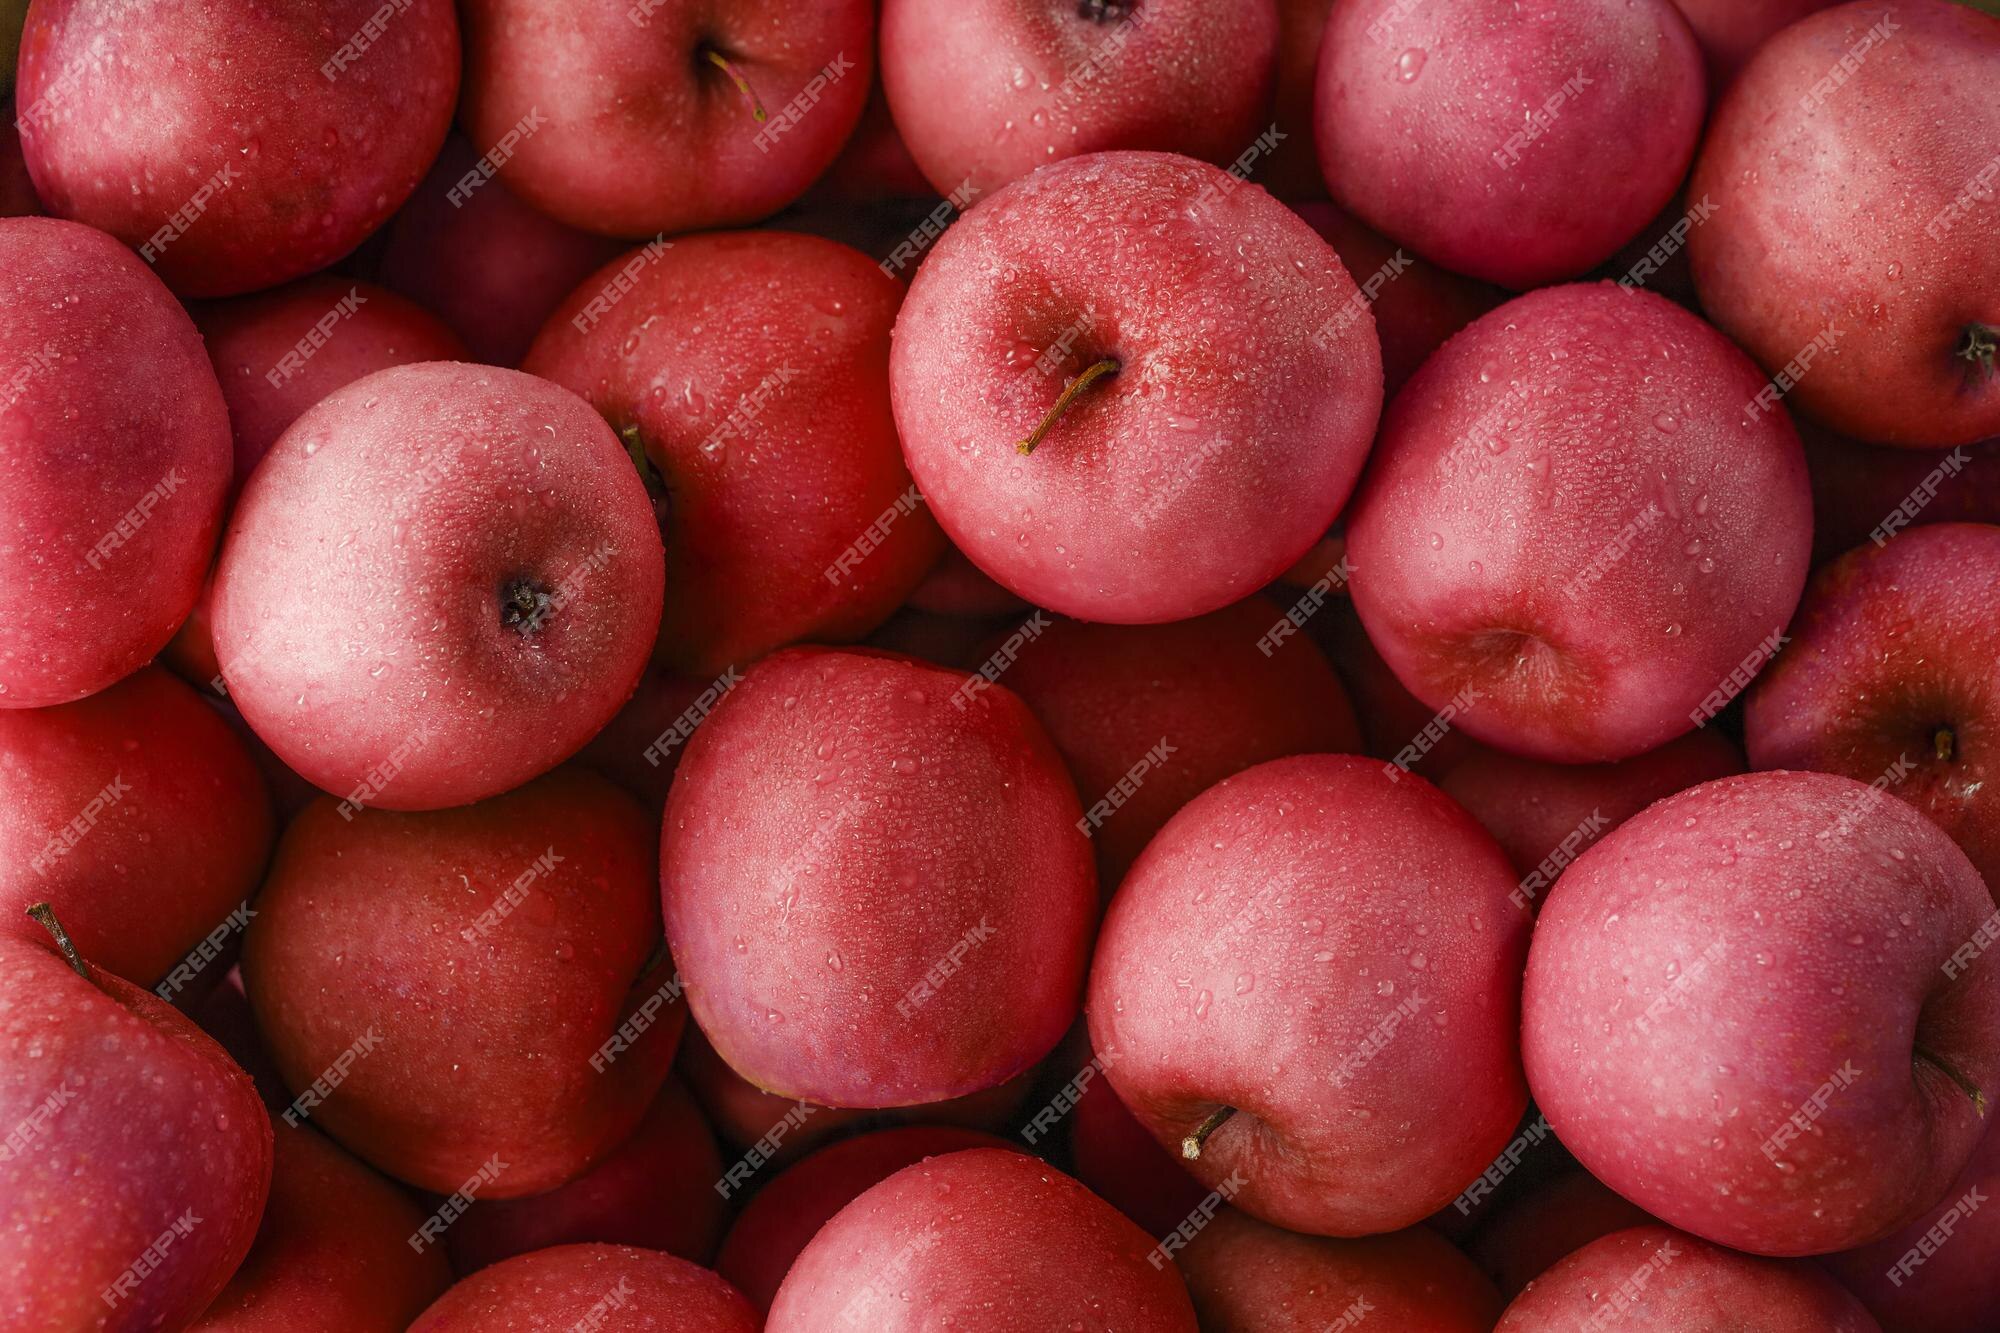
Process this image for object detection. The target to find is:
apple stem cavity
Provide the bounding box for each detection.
[701,48,768,124]
[1917,1046,1988,1115]
[1181,1104,1237,1160]
[1959,323,1998,380]
[1016,358,1119,456]
[618,422,671,503]
[24,903,91,981]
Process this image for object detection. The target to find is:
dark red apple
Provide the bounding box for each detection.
[0,106,37,215]
[904,545,1030,620]
[409,1244,758,1332]
[1802,426,2000,565]
[1668,0,1842,89]
[1467,1167,1659,1297]
[1267,0,1337,198]
[1316,600,1479,779]
[1067,1059,1209,1237]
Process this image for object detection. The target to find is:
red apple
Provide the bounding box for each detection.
[1524,770,2000,1256]
[576,666,720,815]
[892,150,1384,624]
[1688,0,2000,447]
[880,0,1279,197]
[1802,426,2000,565]
[525,230,943,676]
[904,545,1030,620]
[767,1148,1198,1330]
[17,0,458,296]
[0,106,37,215]
[1467,1168,1659,1297]
[809,76,931,202]
[211,361,664,810]
[446,1079,727,1274]
[0,912,271,1331]
[663,647,1095,1107]
[459,0,871,236]
[190,1120,452,1331]
[409,1244,758,1332]
[0,217,229,708]
[242,769,680,1198]
[1746,523,2000,897]
[714,1125,1012,1313]
[1067,1058,1209,1237]
[1346,283,1812,763]
[1316,600,1479,779]
[1088,754,1532,1236]
[0,666,272,992]
[192,969,291,1112]
[1668,0,1843,89]
[1266,0,1337,198]
[1495,1225,1880,1329]
[1316,0,1705,289]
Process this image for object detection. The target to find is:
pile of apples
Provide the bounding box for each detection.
[3,0,1998,1328]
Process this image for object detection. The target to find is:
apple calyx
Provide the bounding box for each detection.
[500,578,554,635]
[1935,726,1958,763]
[24,903,92,981]
[701,47,768,124]
[1181,1104,1237,1160]
[1917,1046,1988,1116]
[1077,0,1137,23]
[1958,323,1998,380]
[1016,358,1119,456]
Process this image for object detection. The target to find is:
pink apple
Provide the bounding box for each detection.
[1346,283,1812,763]
[1467,1168,1659,1297]
[0,217,230,708]
[1688,0,2000,447]
[410,1244,758,1332]
[211,361,663,810]
[459,0,871,236]
[1089,754,1531,1236]
[767,1148,1198,1330]
[879,0,1279,197]
[892,150,1384,623]
[525,230,943,676]
[17,0,458,296]
[1524,770,2000,1256]
[1316,0,1706,289]
[1747,523,2000,897]
[663,647,1095,1107]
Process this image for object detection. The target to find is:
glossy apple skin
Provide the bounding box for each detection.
[211,362,663,810]
[1467,1168,1659,1297]
[190,1121,451,1331]
[880,0,1278,197]
[1068,1064,1210,1237]
[409,1244,759,1333]
[1316,0,1705,290]
[0,217,230,708]
[1689,0,2000,448]
[1525,771,2000,1257]
[1803,426,2000,565]
[994,596,1362,889]
[243,770,681,1198]
[446,1079,726,1274]
[714,1125,1012,1313]
[17,0,457,297]
[893,150,1384,624]
[1347,284,1812,763]
[768,1148,1198,1331]
[1667,0,1842,89]
[1495,1226,1880,1330]
[1089,754,1532,1236]
[0,929,272,1332]
[460,0,871,237]
[1821,1119,2000,1332]
[664,648,1095,1107]
[0,666,272,990]
[526,231,942,676]
[1180,1208,1504,1331]
[1441,730,1744,911]
[1747,524,2000,897]
[378,134,622,368]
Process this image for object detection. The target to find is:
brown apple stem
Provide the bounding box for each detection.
[1016,358,1119,456]
[618,422,669,503]
[1936,726,1958,763]
[24,903,90,981]
[1182,1105,1237,1160]
[702,48,767,124]
[1959,323,1998,378]
[1917,1047,1988,1115]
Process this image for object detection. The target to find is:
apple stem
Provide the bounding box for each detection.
[1936,726,1958,763]
[618,422,670,504]
[24,903,90,981]
[701,48,768,124]
[1959,323,1998,379]
[1917,1046,1988,1116]
[1016,358,1119,456]
[1182,1105,1237,1160]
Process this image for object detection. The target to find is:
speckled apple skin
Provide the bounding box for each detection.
[663,647,1096,1108]
[880,0,1279,197]
[0,218,230,708]
[1689,0,2000,448]
[410,1244,758,1333]
[768,1148,1199,1332]
[1747,523,2000,900]
[17,0,458,297]
[1524,770,2000,1257]
[0,931,272,1333]
[892,150,1383,624]
[212,362,663,811]
[1347,283,1812,764]
[1317,0,1705,290]
[1088,754,1532,1236]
